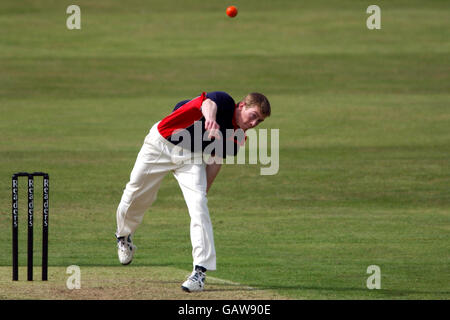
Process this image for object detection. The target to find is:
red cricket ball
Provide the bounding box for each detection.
[226,6,238,18]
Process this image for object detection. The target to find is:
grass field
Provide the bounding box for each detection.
[0,0,449,300]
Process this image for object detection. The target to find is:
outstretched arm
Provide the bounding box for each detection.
[206,162,222,194]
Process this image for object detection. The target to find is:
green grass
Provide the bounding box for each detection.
[0,0,449,299]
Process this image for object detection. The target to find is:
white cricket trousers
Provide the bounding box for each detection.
[115,122,216,271]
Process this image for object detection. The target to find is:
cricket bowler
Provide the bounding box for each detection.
[115,91,271,292]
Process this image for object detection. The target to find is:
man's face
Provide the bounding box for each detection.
[237,103,266,131]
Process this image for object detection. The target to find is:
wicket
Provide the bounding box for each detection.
[12,172,49,281]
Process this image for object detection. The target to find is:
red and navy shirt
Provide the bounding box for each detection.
[157,91,245,158]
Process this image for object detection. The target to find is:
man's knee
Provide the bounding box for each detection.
[189,192,208,210]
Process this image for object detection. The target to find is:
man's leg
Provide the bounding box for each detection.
[116,121,177,237]
[115,148,167,264]
[115,133,172,265]
[116,164,167,238]
[173,163,216,271]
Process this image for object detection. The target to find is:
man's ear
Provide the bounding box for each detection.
[238,102,245,110]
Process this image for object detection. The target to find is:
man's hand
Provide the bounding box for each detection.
[205,119,220,140]
[201,99,221,140]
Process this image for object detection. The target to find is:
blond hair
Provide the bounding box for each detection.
[242,93,271,117]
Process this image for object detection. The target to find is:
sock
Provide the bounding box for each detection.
[195,265,207,273]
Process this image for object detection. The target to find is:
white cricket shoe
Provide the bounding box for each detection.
[117,235,136,265]
[181,269,206,292]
